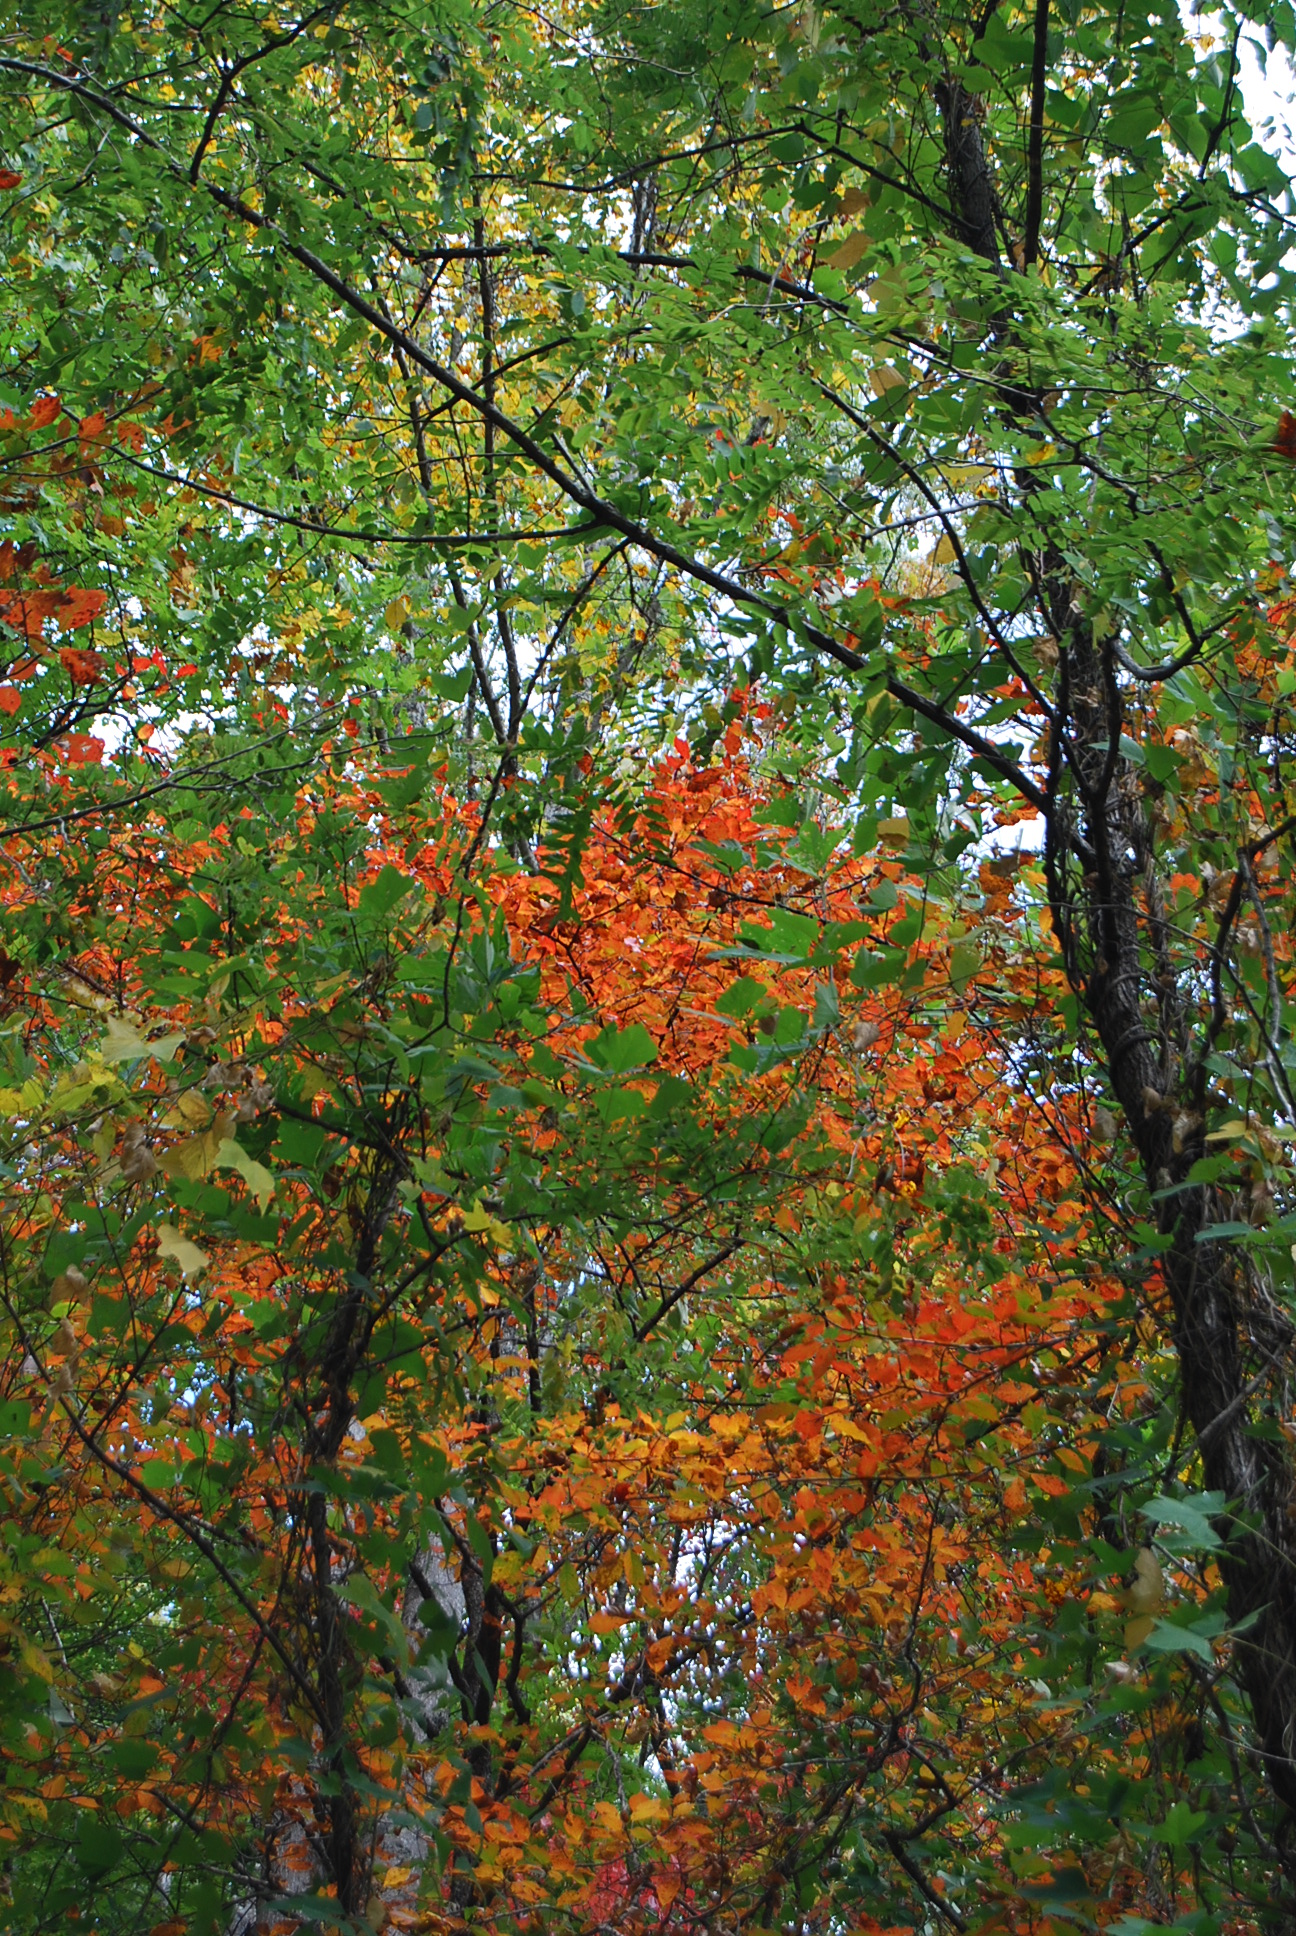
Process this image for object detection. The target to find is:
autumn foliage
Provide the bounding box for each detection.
[3,3,1296,1932]
[0,698,1226,1934]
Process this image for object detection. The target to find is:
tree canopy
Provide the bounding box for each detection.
[1,0,1296,1931]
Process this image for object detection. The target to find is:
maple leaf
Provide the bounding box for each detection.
[58,646,103,686]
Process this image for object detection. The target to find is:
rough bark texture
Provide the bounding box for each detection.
[1064,618,1296,1841]
[932,45,1296,1856]
[934,76,1003,265]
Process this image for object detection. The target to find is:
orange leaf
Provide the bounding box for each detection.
[56,587,107,632]
[0,589,60,637]
[58,647,103,687]
[0,687,20,716]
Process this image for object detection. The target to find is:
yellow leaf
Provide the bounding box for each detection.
[941,463,992,488]
[1120,1547,1164,1616]
[63,981,113,1013]
[158,1135,214,1184]
[868,364,906,396]
[385,597,409,631]
[0,1077,45,1118]
[827,228,871,269]
[158,1112,235,1184]
[164,1093,213,1130]
[932,534,959,565]
[214,1137,276,1208]
[461,1204,511,1246]
[100,1017,150,1063]
[2,1795,47,1823]
[19,1639,53,1683]
[837,186,871,216]
[155,1224,209,1278]
[101,1018,185,1065]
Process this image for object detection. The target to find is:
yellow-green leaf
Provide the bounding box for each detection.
[155,1224,209,1278]
[214,1137,276,1208]
[827,228,871,269]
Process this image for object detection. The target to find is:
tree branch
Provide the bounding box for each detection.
[1023,0,1049,267]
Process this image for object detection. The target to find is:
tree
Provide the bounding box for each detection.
[0,0,1295,1929]
[0,712,1143,1934]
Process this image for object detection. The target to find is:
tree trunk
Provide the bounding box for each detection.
[931,43,1296,1858]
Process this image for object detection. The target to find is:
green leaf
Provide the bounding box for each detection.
[416,1592,462,1660]
[1142,1492,1226,1551]
[76,1815,123,1879]
[111,1738,160,1777]
[739,908,820,960]
[850,945,905,989]
[949,941,980,988]
[359,864,414,918]
[1145,1802,1209,1847]
[589,1022,657,1073]
[430,665,474,701]
[375,757,432,810]
[714,977,766,1018]
[1141,1610,1230,1662]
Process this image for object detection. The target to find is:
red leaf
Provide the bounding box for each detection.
[0,171,21,192]
[58,646,104,687]
[1275,411,1296,461]
[60,733,104,766]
